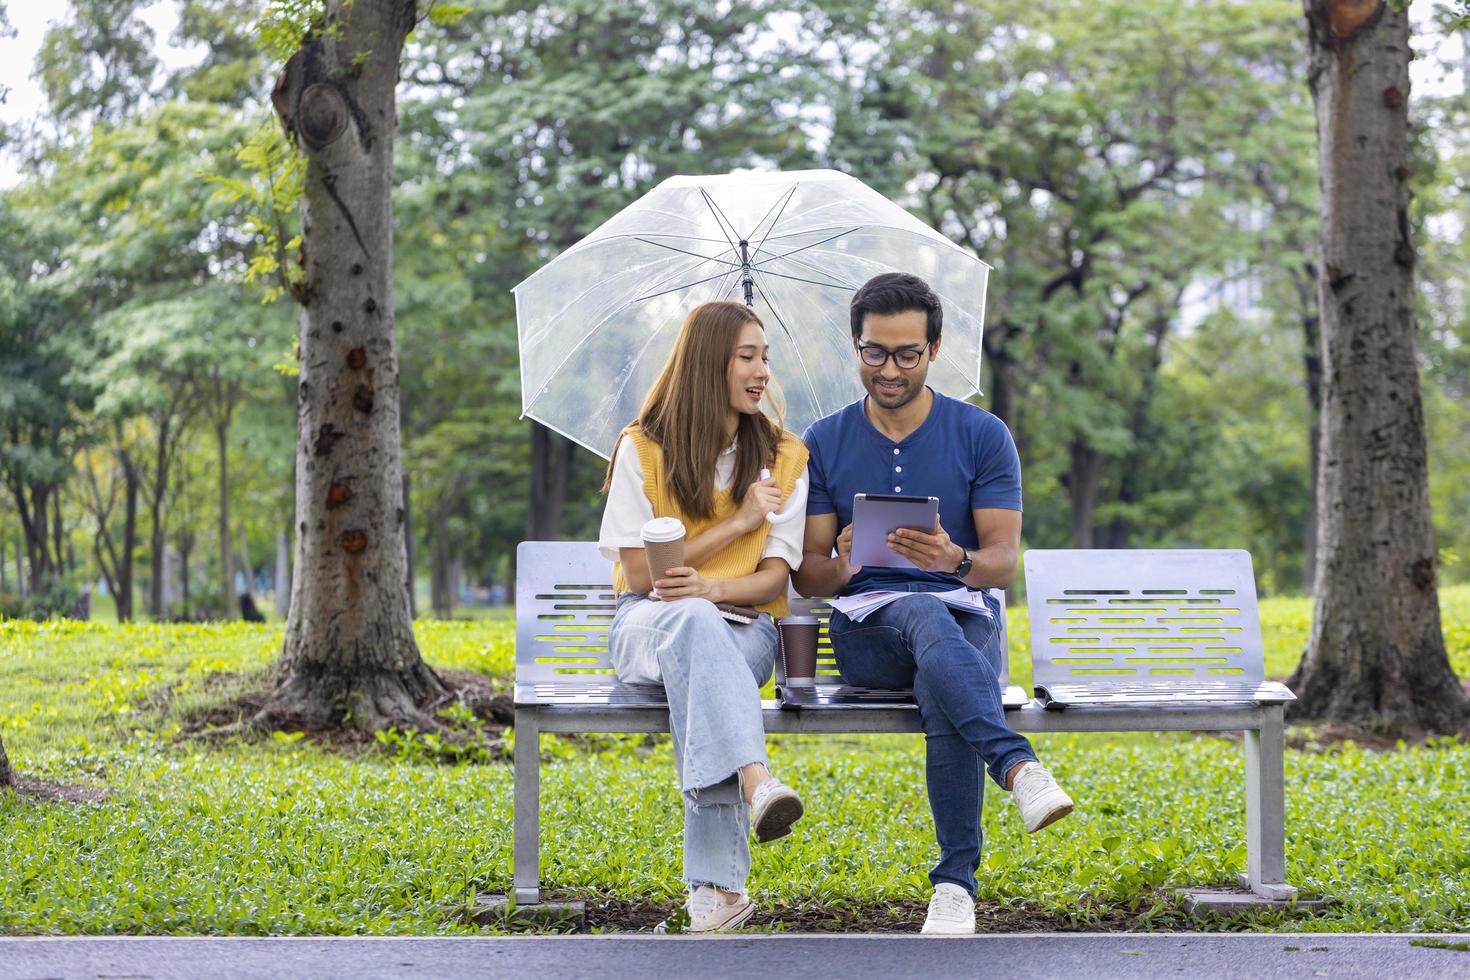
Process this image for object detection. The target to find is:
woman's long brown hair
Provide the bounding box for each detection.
[603,301,783,520]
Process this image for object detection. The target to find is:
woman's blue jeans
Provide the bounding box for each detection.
[608,594,776,893]
[828,589,1037,896]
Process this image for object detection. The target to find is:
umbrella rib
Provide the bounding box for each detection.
[769,249,864,288]
[754,282,825,420]
[753,267,857,291]
[632,237,741,268]
[751,227,861,266]
[746,184,800,259]
[631,268,741,303]
[628,232,737,245]
[698,188,742,249]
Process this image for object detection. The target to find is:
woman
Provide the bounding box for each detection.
[597,300,809,933]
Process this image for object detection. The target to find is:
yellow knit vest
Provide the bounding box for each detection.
[610,423,809,618]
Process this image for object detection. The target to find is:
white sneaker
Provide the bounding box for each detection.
[749,778,804,843]
[1011,761,1074,832]
[921,883,976,935]
[654,885,755,934]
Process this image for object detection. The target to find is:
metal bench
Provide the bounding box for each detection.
[512,541,1296,906]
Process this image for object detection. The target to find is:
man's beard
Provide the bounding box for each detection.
[867,376,920,409]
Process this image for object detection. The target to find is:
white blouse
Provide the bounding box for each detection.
[597,434,808,570]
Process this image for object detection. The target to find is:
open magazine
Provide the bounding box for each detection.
[827,587,993,623]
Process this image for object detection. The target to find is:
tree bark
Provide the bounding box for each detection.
[0,731,11,789]
[257,0,446,733]
[401,467,416,619]
[274,527,291,617]
[1290,1,1469,736]
[1301,300,1323,592]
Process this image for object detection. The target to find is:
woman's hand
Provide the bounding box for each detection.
[734,476,782,532]
[654,566,724,603]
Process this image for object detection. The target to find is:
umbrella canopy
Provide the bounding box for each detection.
[514,169,990,458]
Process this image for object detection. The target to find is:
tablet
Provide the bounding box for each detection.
[850,493,940,569]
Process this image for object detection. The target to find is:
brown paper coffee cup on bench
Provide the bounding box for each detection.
[777,615,820,685]
[641,517,686,596]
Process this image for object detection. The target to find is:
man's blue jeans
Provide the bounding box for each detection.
[828,589,1037,895]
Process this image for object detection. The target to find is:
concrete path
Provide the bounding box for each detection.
[2,932,1467,980]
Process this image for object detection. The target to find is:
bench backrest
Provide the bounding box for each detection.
[517,540,1011,687]
[1023,549,1266,692]
[516,541,620,685]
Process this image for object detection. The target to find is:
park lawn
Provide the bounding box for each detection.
[0,587,1468,935]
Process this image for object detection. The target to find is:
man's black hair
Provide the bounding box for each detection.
[849,272,943,344]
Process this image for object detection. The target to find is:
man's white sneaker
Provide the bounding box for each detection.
[1011,761,1074,832]
[921,883,976,935]
[749,778,804,843]
[654,885,755,934]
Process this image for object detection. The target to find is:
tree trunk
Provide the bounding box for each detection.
[147,417,172,619]
[402,467,416,619]
[1302,303,1322,592]
[257,0,446,733]
[51,493,65,578]
[527,421,573,540]
[430,530,452,619]
[274,527,291,617]
[179,532,192,618]
[1067,438,1104,549]
[118,450,139,622]
[0,731,11,789]
[218,420,235,618]
[1290,1,1469,736]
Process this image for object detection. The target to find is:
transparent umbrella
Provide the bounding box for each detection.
[514,169,991,458]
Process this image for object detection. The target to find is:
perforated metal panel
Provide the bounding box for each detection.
[514,541,667,706]
[1023,549,1294,707]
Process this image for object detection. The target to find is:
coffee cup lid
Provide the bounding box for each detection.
[779,615,820,625]
[641,516,686,542]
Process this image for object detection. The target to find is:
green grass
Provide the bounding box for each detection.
[2,588,1469,935]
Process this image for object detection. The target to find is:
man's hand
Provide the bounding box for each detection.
[835,523,861,575]
[886,519,964,574]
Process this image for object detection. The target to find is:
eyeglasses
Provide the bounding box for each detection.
[857,343,928,370]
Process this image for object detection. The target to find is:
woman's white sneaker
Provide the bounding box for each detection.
[921,883,976,935]
[1010,761,1074,832]
[749,779,804,842]
[654,885,755,933]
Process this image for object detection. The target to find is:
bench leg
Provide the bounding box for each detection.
[1242,706,1296,900]
[513,706,542,905]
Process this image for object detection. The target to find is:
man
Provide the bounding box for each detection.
[794,272,1074,936]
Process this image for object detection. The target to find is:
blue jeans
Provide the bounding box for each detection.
[608,594,776,893]
[828,589,1037,896]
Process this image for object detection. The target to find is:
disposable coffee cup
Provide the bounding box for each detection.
[641,517,686,596]
[777,615,820,685]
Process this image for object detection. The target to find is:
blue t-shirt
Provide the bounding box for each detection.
[802,389,1022,596]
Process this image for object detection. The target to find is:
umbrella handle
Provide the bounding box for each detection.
[760,468,806,525]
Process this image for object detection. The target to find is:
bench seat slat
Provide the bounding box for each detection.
[1037,680,1295,708]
